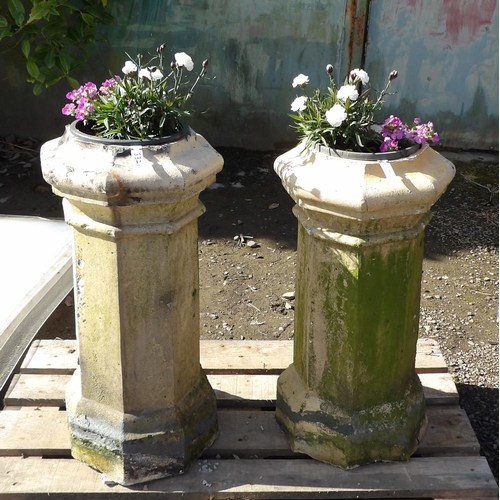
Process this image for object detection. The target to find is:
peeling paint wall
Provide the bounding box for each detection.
[365,0,498,150]
[0,0,497,150]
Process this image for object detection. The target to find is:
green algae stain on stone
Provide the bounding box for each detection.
[303,228,426,409]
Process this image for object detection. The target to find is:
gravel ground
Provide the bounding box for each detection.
[419,151,498,481]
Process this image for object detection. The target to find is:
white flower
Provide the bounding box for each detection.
[292,74,309,88]
[349,68,369,85]
[291,96,308,112]
[325,104,347,127]
[337,84,359,102]
[122,60,137,74]
[175,52,194,71]
[150,68,163,81]
[139,67,163,81]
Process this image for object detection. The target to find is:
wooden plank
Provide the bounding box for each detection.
[0,408,70,457]
[20,339,448,375]
[20,339,77,375]
[208,374,279,408]
[0,456,496,498]
[3,371,458,410]
[202,339,448,374]
[210,372,458,407]
[414,338,449,373]
[0,407,480,459]
[3,374,72,407]
[201,340,293,374]
[417,408,481,457]
[419,372,459,406]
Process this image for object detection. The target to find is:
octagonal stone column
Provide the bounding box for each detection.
[41,125,223,485]
[274,143,455,468]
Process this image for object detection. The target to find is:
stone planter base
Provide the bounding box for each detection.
[276,364,427,468]
[66,369,218,485]
[41,124,224,485]
[273,142,455,469]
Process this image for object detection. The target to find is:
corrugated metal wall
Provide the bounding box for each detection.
[0,0,497,150]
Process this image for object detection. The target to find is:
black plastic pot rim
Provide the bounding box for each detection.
[314,142,421,161]
[69,121,186,146]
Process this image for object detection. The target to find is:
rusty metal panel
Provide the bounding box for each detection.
[364,0,498,149]
[342,0,371,76]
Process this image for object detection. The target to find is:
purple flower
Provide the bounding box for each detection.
[99,76,121,96]
[380,136,399,153]
[82,82,98,99]
[381,115,406,141]
[61,103,76,116]
[74,98,95,120]
[66,89,80,101]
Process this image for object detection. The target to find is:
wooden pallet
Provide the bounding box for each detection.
[0,338,497,498]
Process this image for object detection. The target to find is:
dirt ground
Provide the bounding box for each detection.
[0,137,498,480]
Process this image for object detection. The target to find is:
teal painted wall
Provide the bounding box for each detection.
[0,0,497,150]
[365,0,499,151]
[106,0,349,149]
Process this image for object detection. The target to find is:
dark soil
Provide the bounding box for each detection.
[0,136,498,481]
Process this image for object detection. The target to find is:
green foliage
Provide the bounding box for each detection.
[0,0,113,94]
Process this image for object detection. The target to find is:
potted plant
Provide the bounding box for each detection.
[289,67,439,156]
[60,46,207,141]
[40,44,223,486]
[274,66,455,468]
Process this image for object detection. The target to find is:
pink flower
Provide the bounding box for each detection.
[99,76,121,96]
[380,136,399,152]
[61,103,76,116]
[75,98,95,120]
[381,115,406,141]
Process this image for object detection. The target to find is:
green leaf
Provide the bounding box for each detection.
[33,82,45,95]
[81,13,95,26]
[22,24,37,35]
[7,0,25,26]
[21,39,30,58]
[0,15,8,28]
[35,43,50,54]
[57,1,79,12]
[66,76,80,89]
[28,1,51,22]
[56,52,71,74]
[69,59,84,72]
[26,58,40,79]
[45,75,62,87]
[44,49,56,68]
[0,26,12,41]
